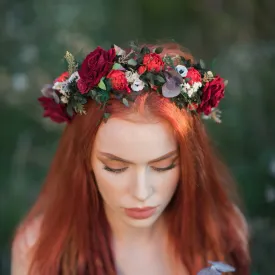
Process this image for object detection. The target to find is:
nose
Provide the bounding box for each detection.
[132,168,153,201]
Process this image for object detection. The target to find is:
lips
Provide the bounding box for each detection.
[124,207,157,220]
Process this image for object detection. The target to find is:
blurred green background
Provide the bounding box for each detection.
[0,0,274,274]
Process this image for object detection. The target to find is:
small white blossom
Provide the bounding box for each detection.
[206,71,213,78]
[68,71,80,82]
[125,71,140,83]
[60,95,69,104]
[131,78,145,91]
[192,81,202,92]
[52,81,63,90]
[114,44,126,56]
[181,81,202,98]
[176,65,188,77]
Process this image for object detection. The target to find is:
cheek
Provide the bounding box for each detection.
[154,168,180,199]
[92,162,128,204]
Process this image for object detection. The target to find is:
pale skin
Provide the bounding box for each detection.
[11,115,188,275]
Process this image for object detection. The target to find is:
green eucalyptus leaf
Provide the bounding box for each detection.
[98,78,106,90]
[103,112,111,119]
[155,75,166,84]
[80,97,87,104]
[141,46,151,55]
[129,41,140,52]
[127,59,137,66]
[122,98,129,107]
[199,59,206,69]
[112,63,124,70]
[224,80,229,87]
[66,103,74,117]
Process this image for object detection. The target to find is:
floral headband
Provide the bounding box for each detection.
[38,42,227,124]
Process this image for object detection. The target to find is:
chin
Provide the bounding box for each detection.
[123,212,162,228]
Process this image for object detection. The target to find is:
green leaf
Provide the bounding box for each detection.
[98,78,106,90]
[103,112,111,119]
[155,75,166,84]
[129,41,140,52]
[127,59,137,66]
[79,97,88,104]
[122,98,129,107]
[154,47,163,54]
[199,59,206,69]
[112,63,124,70]
[66,103,74,117]
[224,80,229,87]
[141,46,151,55]
[163,55,174,68]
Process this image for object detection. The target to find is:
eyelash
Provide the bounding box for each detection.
[103,163,176,174]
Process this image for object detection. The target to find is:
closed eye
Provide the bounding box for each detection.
[103,166,128,174]
[103,163,177,174]
[151,163,176,172]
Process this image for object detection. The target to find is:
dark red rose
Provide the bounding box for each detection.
[197,76,225,115]
[38,96,71,123]
[78,47,116,94]
[77,78,89,94]
[142,53,164,72]
[107,70,131,93]
[54,72,69,83]
[186,68,202,84]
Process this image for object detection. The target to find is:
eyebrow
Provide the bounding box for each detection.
[97,150,178,164]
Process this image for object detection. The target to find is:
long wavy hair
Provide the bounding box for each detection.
[13,43,250,275]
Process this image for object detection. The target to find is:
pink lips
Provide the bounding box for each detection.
[124,207,157,219]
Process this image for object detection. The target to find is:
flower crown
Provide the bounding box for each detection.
[38,42,228,124]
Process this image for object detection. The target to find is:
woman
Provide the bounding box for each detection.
[11,42,250,275]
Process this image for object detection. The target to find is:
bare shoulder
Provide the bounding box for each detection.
[11,215,43,275]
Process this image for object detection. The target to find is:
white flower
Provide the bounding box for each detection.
[114,44,126,56]
[206,71,213,78]
[52,81,63,90]
[68,71,80,83]
[125,71,140,83]
[52,72,79,96]
[176,65,188,77]
[60,95,69,104]
[131,78,145,91]
[181,81,202,98]
[192,81,202,92]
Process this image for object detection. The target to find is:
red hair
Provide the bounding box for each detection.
[13,43,250,275]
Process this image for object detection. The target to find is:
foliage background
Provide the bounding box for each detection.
[0,0,274,274]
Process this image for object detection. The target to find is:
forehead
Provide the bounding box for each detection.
[93,117,177,162]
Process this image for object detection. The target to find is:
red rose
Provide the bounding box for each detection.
[138,65,147,75]
[197,76,225,115]
[186,68,202,84]
[107,70,130,93]
[54,72,69,83]
[141,53,164,72]
[38,96,71,123]
[78,47,116,94]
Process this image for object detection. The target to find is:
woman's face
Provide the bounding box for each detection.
[91,116,180,228]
